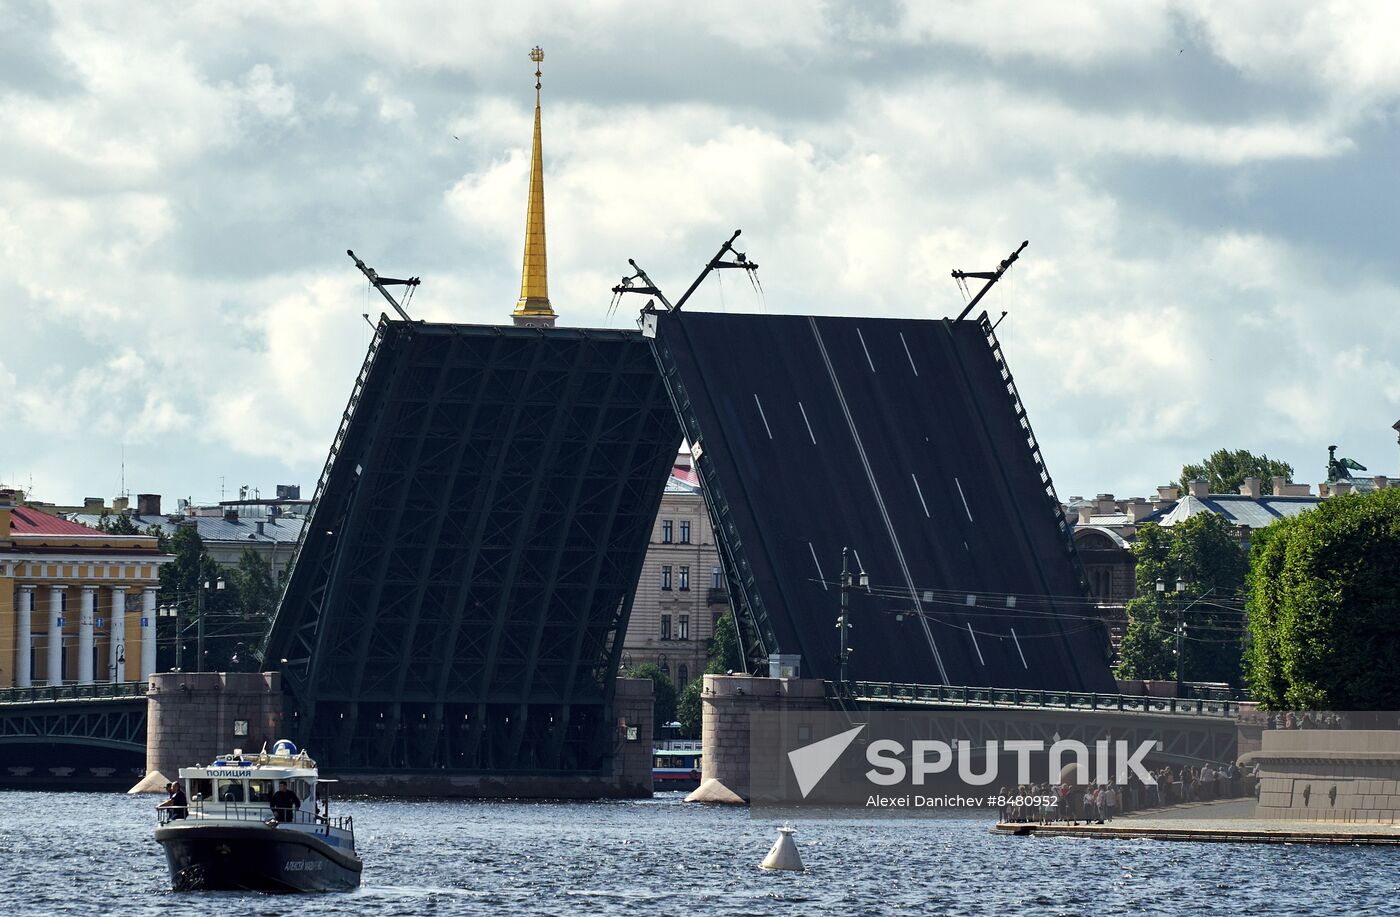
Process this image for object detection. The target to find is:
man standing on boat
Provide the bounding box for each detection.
[269,780,300,823]
[156,782,188,820]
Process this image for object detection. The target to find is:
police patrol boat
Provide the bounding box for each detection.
[154,739,362,892]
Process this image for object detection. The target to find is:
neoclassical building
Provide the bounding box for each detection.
[621,454,729,690]
[0,490,170,687]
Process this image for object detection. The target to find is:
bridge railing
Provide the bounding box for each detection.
[835,681,1239,718]
[0,681,147,705]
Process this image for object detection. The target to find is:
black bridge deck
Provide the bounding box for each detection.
[263,320,679,772]
[650,309,1114,691]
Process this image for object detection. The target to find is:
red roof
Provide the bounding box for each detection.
[671,463,699,485]
[8,506,103,536]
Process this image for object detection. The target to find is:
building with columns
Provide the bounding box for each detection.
[0,489,170,688]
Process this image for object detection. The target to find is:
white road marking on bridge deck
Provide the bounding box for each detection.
[810,317,949,684]
[911,473,930,517]
[808,542,828,589]
[899,331,918,376]
[954,476,974,522]
[753,393,773,439]
[857,328,876,373]
[797,400,816,444]
[966,622,986,665]
[1010,627,1028,669]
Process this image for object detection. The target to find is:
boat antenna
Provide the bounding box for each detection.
[609,229,761,320]
[347,249,419,321]
[951,240,1027,322]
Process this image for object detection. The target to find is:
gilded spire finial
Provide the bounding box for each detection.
[514,45,555,327]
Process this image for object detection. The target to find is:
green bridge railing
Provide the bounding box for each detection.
[0,681,147,705]
[832,681,1240,718]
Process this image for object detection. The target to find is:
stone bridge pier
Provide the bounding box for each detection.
[700,674,829,799]
[700,674,1242,802]
[145,672,283,780]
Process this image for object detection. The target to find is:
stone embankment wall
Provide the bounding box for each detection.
[146,673,653,798]
[323,678,653,798]
[701,674,829,800]
[1251,730,1400,823]
[145,672,283,778]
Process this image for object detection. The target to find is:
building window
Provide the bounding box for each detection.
[679,566,690,591]
[661,520,673,543]
[679,614,690,640]
[679,520,691,544]
[712,565,723,589]
[660,659,670,678]
[678,664,689,687]
[661,615,672,640]
[661,565,672,590]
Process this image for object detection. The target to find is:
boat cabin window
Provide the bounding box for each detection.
[216,779,245,802]
[247,779,274,803]
[188,778,212,801]
[291,778,312,803]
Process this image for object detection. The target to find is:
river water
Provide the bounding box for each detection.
[0,791,1392,916]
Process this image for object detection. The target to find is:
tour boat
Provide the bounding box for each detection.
[153,739,362,892]
[653,739,703,791]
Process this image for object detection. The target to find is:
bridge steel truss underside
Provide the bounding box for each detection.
[263,320,679,773]
[0,697,147,755]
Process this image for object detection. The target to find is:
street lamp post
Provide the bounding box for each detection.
[158,603,181,670]
[1155,577,1187,692]
[196,577,226,673]
[837,547,868,687]
[1173,578,1187,691]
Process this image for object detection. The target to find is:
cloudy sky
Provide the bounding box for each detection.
[4,0,1399,507]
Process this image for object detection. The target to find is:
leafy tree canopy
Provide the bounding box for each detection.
[1179,448,1294,496]
[625,662,678,728]
[676,677,704,738]
[705,610,746,675]
[1114,513,1248,686]
[1244,489,1400,709]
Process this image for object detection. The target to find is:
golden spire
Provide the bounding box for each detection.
[513,45,556,327]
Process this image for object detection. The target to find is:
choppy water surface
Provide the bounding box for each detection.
[0,791,1392,916]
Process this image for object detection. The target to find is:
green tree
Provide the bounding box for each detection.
[1179,448,1294,496]
[94,511,169,548]
[1116,596,1177,680]
[705,610,746,675]
[157,527,239,671]
[94,511,141,535]
[676,678,704,738]
[1244,489,1400,709]
[625,662,677,728]
[230,549,278,621]
[1114,514,1249,686]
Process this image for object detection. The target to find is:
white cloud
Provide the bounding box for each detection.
[897,0,1175,66]
[2,0,1398,504]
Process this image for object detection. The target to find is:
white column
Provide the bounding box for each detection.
[77,585,96,685]
[16,585,34,688]
[109,588,127,683]
[140,587,158,679]
[48,585,66,686]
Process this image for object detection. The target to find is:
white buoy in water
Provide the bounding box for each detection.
[760,824,804,871]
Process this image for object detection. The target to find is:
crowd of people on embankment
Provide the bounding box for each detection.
[1000,761,1259,824]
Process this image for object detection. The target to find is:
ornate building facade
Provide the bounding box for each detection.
[620,454,728,692]
[0,489,170,687]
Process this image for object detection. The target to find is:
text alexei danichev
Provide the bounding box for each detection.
[865,794,1057,809]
